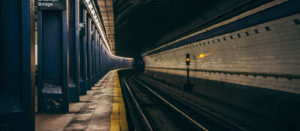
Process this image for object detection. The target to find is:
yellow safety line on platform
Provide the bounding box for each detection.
[110,71,129,131]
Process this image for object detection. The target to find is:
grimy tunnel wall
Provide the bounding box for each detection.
[142,1,300,130]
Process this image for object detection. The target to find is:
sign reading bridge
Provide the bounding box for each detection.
[37,0,66,10]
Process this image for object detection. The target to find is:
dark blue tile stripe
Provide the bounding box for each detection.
[147,0,300,55]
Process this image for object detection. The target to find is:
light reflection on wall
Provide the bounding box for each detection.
[198,52,211,59]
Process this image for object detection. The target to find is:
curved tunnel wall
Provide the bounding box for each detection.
[101,44,133,74]
[142,1,300,129]
[99,38,133,75]
[143,1,300,94]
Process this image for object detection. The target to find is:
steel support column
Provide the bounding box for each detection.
[68,0,80,102]
[37,1,69,113]
[93,30,98,85]
[0,0,35,130]
[98,35,102,79]
[79,8,87,95]
[100,44,103,77]
[97,32,101,81]
[86,18,92,90]
[91,24,96,86]
[99,40,104,78]
[95,33,99,82]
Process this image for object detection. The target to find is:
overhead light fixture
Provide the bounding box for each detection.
[91,10,95,15]
[88,4,93,9]
[82,0,132,60]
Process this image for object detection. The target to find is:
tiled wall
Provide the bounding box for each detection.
[144,13,300,94]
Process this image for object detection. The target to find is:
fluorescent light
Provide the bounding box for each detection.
[88,4,93,9]
[83,0,132,59]
[91,10,95,15]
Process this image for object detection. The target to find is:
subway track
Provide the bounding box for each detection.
[120,71,240,131]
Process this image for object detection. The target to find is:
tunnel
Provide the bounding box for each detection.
[0,0,300,130]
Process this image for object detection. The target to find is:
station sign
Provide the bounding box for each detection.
[37,0,66,10]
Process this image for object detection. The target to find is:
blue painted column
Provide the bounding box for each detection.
[100,44,103,77]
[0,0,35,130]
[94,32,98,83]
[93,30,97,85]
[104,50,108,74]
[86,18,92,90]
[99,39,104,79]
[98,38,102,79]
[79,8,87,95]
[95,33,99,81]
[37,1,69,112]
[68,0,80,102]
[97,32,100,81]
[101,47,105,75]
[91,24,95,86]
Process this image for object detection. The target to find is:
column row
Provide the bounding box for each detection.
[37,0,106,112]
[0,0,111,130]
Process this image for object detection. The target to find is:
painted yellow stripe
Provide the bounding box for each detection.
[110,71,129,131]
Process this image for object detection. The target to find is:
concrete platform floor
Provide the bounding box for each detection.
[35,70,128,131]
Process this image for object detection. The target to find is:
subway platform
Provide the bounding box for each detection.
[35,70,128,131]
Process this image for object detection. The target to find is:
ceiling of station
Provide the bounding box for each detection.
[97,0,272,58]
[97,0,115,54]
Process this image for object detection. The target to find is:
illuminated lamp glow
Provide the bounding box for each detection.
[91,10,95,15]
[88,4,93,9]
[83,0,131,59]
[198,52,211,59]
